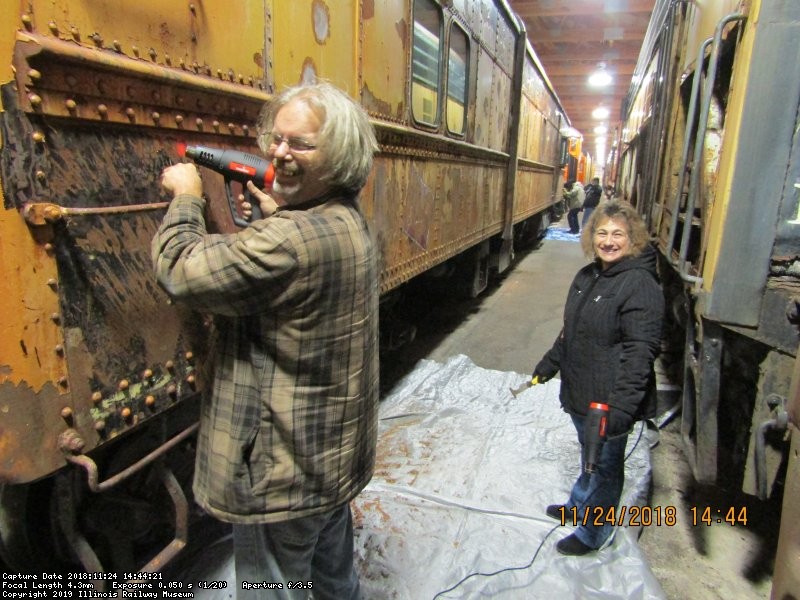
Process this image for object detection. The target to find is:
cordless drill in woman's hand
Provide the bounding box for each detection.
[583,402,609,473]
[184,145,275,227]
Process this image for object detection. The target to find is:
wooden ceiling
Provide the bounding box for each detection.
[508,0,656,163]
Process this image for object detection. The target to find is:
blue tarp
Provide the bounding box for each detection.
[545,226,582,242]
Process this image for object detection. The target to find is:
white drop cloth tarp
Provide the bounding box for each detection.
[173,355,666,599]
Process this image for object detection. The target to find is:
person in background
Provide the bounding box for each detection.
[152,82,380,599]
[563,180,585,234]
[530,200,664,556]
[582,177,603,229]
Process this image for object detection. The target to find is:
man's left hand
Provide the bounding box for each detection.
[242,180,279,218]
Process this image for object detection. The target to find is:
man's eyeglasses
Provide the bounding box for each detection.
[269,133,317,153]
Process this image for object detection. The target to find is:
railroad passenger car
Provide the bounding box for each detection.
[0,0,568,577]
[613,0,800,595]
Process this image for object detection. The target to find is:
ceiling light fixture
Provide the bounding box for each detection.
[588,64,613,87]
[594,125,608,135]
[592,106,610,120]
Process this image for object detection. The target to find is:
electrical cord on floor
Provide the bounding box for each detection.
[431,522,562,600]
[431,420,647,599]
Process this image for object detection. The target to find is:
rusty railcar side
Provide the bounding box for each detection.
[0,0,566,576]
[1,5,274,575]
[614,1,800,596]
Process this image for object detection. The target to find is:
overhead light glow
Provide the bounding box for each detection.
[588,69,613,87]
[592,106,610,120]
[594,125,608,135]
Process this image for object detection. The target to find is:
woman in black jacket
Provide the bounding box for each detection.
[533,200,664,556]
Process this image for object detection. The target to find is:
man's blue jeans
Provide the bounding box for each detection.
[566,413,629,549]
[232,503,361,600]
[567,208,581,233]
[582,207,595,228]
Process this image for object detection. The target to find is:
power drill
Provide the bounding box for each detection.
[583,402,609,474]
[184,145,275,227]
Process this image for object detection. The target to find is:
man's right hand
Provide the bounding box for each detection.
[160,163,203,198]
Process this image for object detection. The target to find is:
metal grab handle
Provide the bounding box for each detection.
[23,200,170,225]
[63,422,199,493]
[675,13,747,285]
[666,37,713,263]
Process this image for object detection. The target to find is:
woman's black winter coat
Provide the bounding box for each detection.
[535,244,664,421]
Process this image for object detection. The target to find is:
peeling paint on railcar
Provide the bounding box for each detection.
[312,0,330,44]
[0,66,217,482]
[361,84,396,120]
[401,163,434,251]
[301,57,318,85]
[0,378,66,483]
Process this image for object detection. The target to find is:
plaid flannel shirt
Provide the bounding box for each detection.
[152,193,379,523]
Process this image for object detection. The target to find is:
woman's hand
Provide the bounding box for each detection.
[608,408,633,436]
[532,366,556,384]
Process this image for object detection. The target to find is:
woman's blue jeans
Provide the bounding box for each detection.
[232,503,361,600]
[566,413,629,549]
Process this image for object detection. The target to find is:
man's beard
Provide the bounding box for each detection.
[272,179,302,202]
[272,161,302,202]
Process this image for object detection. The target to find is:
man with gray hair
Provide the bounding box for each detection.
[152,82,380,599]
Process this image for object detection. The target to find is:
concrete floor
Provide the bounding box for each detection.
[381,225,778,599]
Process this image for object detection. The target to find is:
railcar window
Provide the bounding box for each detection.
[447,23,469,136]
[412,0,442,126]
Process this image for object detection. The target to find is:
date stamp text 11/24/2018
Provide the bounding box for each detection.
[555,505,748,527]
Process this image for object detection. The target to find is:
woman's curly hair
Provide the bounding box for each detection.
[580,200,651,260]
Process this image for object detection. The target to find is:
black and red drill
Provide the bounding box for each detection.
[182,145,275,227]
[583,402,609,474]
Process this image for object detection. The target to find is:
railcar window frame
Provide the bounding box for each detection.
[411,0,443,128]
[446,20,469,137]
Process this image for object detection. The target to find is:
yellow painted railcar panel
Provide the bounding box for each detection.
[0,207,62,392]
[457,0,482,33]
[520,98,557,165]
[495,7,515,77]
[1,1,266,89]
[474,49,512,152]
[522,104,538,161]
[271,0,357,96]
[361,0,408,120]
[365,152,505,293]
[490,68,512,151]
[622,54,657,144]
[516,168,557,220]
[701,0,759,292]
[479,0,497,57]
[0,10,15,83]
[474,47,494,148]
[682,0,744,73]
